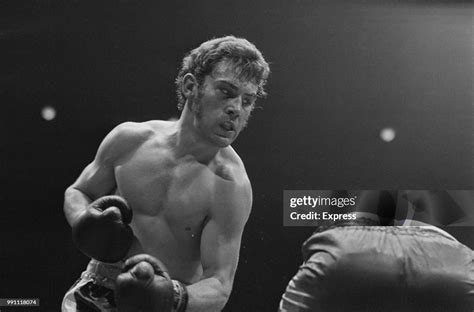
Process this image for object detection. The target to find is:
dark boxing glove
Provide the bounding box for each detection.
[115,254,188,312]
[72,195,134,263]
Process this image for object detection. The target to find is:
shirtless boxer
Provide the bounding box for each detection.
[62,35,270,312]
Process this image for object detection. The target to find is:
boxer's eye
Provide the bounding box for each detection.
[219,88,230,96]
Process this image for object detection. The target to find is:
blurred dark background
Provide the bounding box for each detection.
[1,1,473,311]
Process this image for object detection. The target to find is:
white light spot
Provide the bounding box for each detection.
[41,106,56,121]
[380,127,396,142]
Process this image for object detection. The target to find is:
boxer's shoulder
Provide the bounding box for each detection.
[214,147,249,185]
[208,148,252,221]
[98,122,156,163]
[142,120,175,132]
[109,120,176,147]
[109,121,155,143]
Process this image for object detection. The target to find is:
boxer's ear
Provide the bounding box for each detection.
[182,73,198,100]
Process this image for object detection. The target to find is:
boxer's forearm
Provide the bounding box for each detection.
[185,277,231,312]
[64,186,93,226]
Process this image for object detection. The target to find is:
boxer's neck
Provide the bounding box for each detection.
[171,108,220,164]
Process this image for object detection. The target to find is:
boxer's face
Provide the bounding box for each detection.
[191,60,258,147]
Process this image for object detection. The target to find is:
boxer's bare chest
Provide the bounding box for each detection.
[114,140,215,229]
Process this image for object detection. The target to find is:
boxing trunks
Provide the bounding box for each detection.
[279,220,474,311]
[62,260,123,312]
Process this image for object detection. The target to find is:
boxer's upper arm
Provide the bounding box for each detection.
[70,122,147,199]
[199,176,252,295]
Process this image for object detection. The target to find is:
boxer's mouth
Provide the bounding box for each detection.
[220,121,235,131]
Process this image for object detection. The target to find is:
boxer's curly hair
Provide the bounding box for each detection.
[175,35,270,111]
